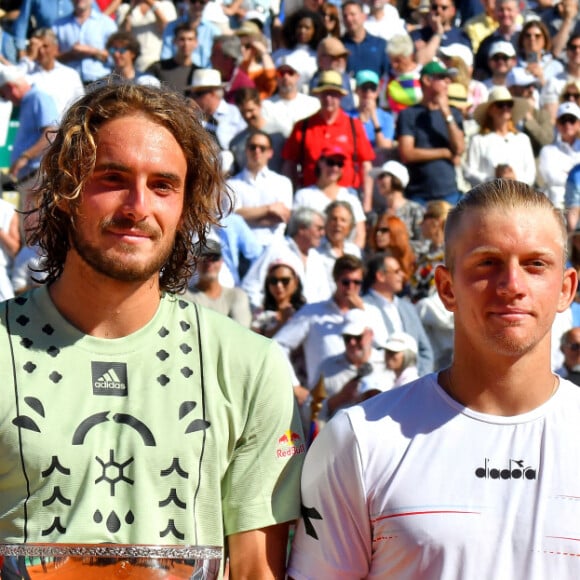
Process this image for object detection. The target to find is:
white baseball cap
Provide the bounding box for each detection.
[439,43,474,68]
[489,40,516,59]
[342,309,372,336]
[557,101,580,121]
[506,67,538,88]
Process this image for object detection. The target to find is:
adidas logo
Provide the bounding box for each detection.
[92,362,128,397]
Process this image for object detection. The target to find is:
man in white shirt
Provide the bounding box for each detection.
[363,251,434,376]
[227,130,293,251]
[262,54,320,137]
[20,28,84,121]
[274,254,388,388]
[241,207,331,308]
[289,179,580,579]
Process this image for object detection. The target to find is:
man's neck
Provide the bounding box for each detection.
[568,62,580,77]
[188,13,202,27]
[443,341,557,415]
[175,52,192,66]
[246,163,266,178]
[41,60,56,72]
[348,27,366,43]
[280,88,297,101]
[48,261,163,339]
[371,284,394,302]
[75,8,91,23]
[320,108,340,123]
[195,278,222,298]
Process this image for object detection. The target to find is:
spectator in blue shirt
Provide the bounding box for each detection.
[565,163,580,232]
[340,0,389,78]
[160,0,220,69]
[53,0,116,84]
[13,0,74,60]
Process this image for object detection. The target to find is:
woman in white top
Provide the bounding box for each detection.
[538,101,580,209]
[294,145,366,248]
[464,86,536,187]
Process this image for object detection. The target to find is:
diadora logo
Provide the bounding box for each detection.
[92,362,128,397]
[475,458,537,480]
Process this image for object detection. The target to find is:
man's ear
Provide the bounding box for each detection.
[557,266,578,313]
[434,264,457,312]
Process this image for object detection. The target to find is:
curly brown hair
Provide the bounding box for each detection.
[28,81,227,293]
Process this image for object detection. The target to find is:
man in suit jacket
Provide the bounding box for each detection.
[363,251,434,375]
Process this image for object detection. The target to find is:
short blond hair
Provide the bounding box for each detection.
[444,179,566,270]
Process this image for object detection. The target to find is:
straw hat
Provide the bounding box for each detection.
[311,70,348,95]
[473,86,529,126]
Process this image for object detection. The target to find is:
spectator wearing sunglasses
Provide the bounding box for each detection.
[273,254,388,390]
[313,308,394,427]
[294,146,367,249]
[556,327,580,386]
[283,69,375,210]
[507,67,553,160]
[363,252,433,377]
[227,129,293,251]
[483,40,516,91]
[371,160,425,248]
[52,0,117,84]
[464,86,535,187]
[541,34,580,124]
[411,0,472,65]
[103,31,160,86]
[242,207,332,310]
[538,102,580,209]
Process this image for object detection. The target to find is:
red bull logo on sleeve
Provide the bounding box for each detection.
[276,429,305,458]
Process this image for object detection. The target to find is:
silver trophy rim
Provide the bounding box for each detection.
[0,543,222,560]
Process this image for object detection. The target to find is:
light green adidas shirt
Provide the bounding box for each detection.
[0,287,304,548]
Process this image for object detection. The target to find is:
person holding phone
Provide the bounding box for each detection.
[516,20,563,89]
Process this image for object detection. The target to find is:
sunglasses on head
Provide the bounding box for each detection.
[323,157,344,168]
[267,276,292,287]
